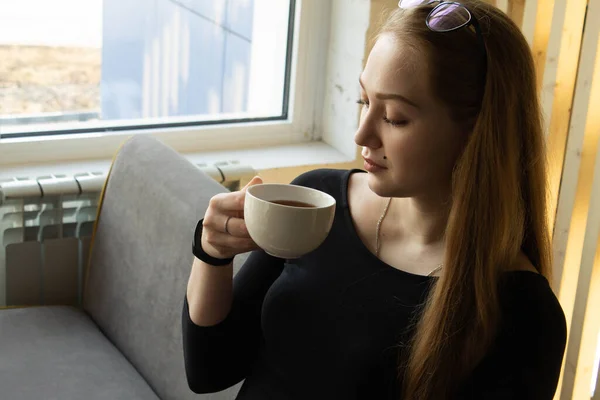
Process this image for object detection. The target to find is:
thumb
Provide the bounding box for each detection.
[241,176,263,192]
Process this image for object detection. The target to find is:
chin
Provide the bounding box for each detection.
[365,172,408,198]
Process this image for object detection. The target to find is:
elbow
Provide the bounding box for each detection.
[185,367,238,394]
[185,371,214,394]
[184,365,201,393]
[186,379,207,394]
[186,379,238,395]
[186,379,202,394]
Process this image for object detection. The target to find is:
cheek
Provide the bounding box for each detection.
[384,128,452,181]
[384,131,427,167]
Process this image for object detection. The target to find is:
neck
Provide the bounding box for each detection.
[389,192,451,246]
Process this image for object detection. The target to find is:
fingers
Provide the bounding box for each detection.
[209,192,244,213]
[209,176,263,213]
[203,214,248,238]
[225,216,249,237]
[200,176,264,259]
[203,230,259,256]
[241,176,263,192]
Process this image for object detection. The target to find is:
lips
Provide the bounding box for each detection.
[363,157,387,169]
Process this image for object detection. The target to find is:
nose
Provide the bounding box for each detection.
[354,107,383,150]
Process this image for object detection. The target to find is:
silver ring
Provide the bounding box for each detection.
[224,216,232,235]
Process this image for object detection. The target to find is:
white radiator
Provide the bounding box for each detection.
[0,162,255,307]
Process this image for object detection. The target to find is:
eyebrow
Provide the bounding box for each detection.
[359,77,421,110]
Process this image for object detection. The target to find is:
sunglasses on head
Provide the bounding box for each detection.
[398,0,487,58]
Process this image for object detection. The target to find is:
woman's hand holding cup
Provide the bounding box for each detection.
[201,176,263,260]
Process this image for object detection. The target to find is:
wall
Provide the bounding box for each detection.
[516,0,600,398]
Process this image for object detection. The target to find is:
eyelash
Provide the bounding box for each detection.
[383,116,407,127]
[356,99,408,128]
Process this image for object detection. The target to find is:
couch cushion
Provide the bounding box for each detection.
[83,136,245,400]
[0,306,159,400]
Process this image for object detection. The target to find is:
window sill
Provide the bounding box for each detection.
[0,140,357,182]
[184,141,355,171]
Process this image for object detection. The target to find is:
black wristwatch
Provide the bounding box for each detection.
[192,218,234,266]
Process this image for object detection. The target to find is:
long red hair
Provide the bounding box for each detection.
[378,2,552,398]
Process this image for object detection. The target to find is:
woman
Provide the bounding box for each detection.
[183,1,567,399]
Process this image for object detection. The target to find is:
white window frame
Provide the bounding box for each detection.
[0,0,332,166]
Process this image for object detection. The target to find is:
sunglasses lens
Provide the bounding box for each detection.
[427,4,471,31]
[399,0,425,8]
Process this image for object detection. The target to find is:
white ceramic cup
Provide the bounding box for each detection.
[244,184,336,259]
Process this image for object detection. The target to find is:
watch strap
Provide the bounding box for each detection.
[192,218,234,266]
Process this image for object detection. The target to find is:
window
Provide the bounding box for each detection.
[0,0,328,165]
[0,0,295,136]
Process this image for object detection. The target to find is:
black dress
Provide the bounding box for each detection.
[182,169,567,400]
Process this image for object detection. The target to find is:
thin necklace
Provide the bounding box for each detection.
[375,197,393,257]
[375,197,443,277]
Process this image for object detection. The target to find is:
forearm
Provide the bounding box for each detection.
[186,257,234,326]
[183,251,284,393]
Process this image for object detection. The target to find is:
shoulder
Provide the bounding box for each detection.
[499,272,566,333]
[499,253,564,337]
[463,274,567,397]
[290,168,359,194]
[497,272,567,358]
[506,251,539,273]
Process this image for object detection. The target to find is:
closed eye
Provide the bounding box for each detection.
[358,99,408,127]
[383,116,408,127]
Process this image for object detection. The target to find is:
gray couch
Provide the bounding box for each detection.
[0,136,249,400]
